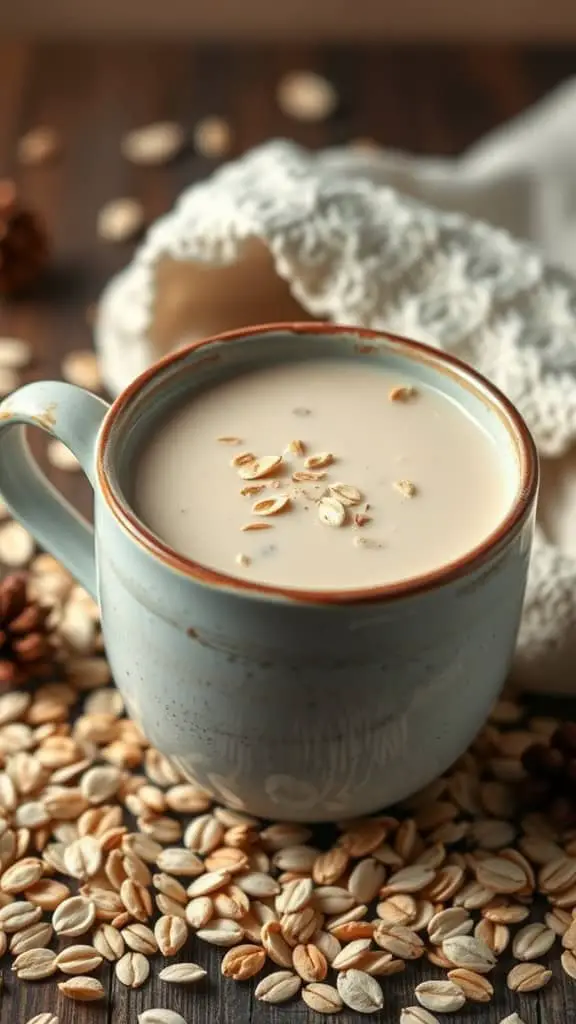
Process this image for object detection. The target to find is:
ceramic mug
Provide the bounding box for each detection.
[0,324,538,821]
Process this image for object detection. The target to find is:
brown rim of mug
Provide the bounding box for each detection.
[97,322,539,606]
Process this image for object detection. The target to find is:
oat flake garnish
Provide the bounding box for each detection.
[240,484,265,497]
[231,451,255,467]
[217,436,243,444]
[354,536,383,549]
[235,554,251,568]
[305,452,334,470]
[292,470,326,482]
[394,480,417,498]
[287,439,306,456]
[252,496,291,517]
[318,496,346,527]
[329,483,363,506]
[238,455,282,480]
[389,386,417,402]
[241,522,274,532]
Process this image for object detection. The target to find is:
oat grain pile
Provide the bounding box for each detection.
[0,555,571,1021]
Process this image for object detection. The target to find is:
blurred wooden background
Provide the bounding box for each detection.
[2,0,576,40]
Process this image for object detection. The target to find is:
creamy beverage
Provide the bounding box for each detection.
[132,359,514,590]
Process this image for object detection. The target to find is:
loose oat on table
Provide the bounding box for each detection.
[506,961,552,992]
[54,944,103,973]
[441,934,496,972]
[12,946,57,979]
[61,349,102,391]
[159,962,207,984]
[97,198,144,243]
[154,914,188,956]
[302,981,343,1013]
[138,1012,189,1024]
[115,950,150,988]
[18,126,60,165]
[193,116,232,158]
[121,122,185,165]
[0,521,35,566]
[276,70,338,122]
[414,979,467,1012]
[336,968,384,1013]
[512,921,556,959]
[122,922,158,955]
[0,336,32,369]
[400,1009,441,1024]
[58,975,105,1001]
[47,440,80,472]
[221,942,267,980]
[446,967,493,1002]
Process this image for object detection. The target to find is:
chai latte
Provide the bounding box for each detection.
[132,359,513,590]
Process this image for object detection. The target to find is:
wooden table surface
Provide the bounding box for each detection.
[0,36,575,1024]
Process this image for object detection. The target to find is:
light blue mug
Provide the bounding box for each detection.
[0,324,538,821]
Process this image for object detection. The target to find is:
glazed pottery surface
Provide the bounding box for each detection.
[0,324,538,820]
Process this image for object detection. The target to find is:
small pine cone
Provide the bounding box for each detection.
[0,180,49,297]
[0,573,54,689]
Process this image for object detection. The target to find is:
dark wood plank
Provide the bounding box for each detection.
[0,37,575,1024]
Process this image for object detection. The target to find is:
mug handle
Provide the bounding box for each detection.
[0,381,110,600]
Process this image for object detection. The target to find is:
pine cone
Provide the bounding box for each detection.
[521,723,576,828]
[0,573,54,689]
[0,180,49,297]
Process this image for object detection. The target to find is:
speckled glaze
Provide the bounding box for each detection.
[0,324,538,821]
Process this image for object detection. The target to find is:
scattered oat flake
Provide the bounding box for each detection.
[0,520,35,566]
[277,71,338,122]
[241,522,274,532]
[318,496,346,527]
[58,976,105,1001]
[97,198,144,243]
[400,1010,440,1024]
[0,336,32,369]
[122,121,185,165]
[353,535,383,549]
[292,470,326,482]
[238,455,282,479]
[389,385,417,402]
[47,439,80,472]
[217,435,242,445]
[231,451,255,467]
[302,982,343,1013]
[287,439,306,455]
[252,495,290,516]
[139,1013,188,1024]
[329,483,363,506]
[394,479,417,498]
[159,962,207,984]
[305,452,333,470]
[193,116,232,158]
[337,969,384,1013]
[235,553,251,568]
[18,125,61,165]
[240,484,265,496]
[61,349,102,391]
